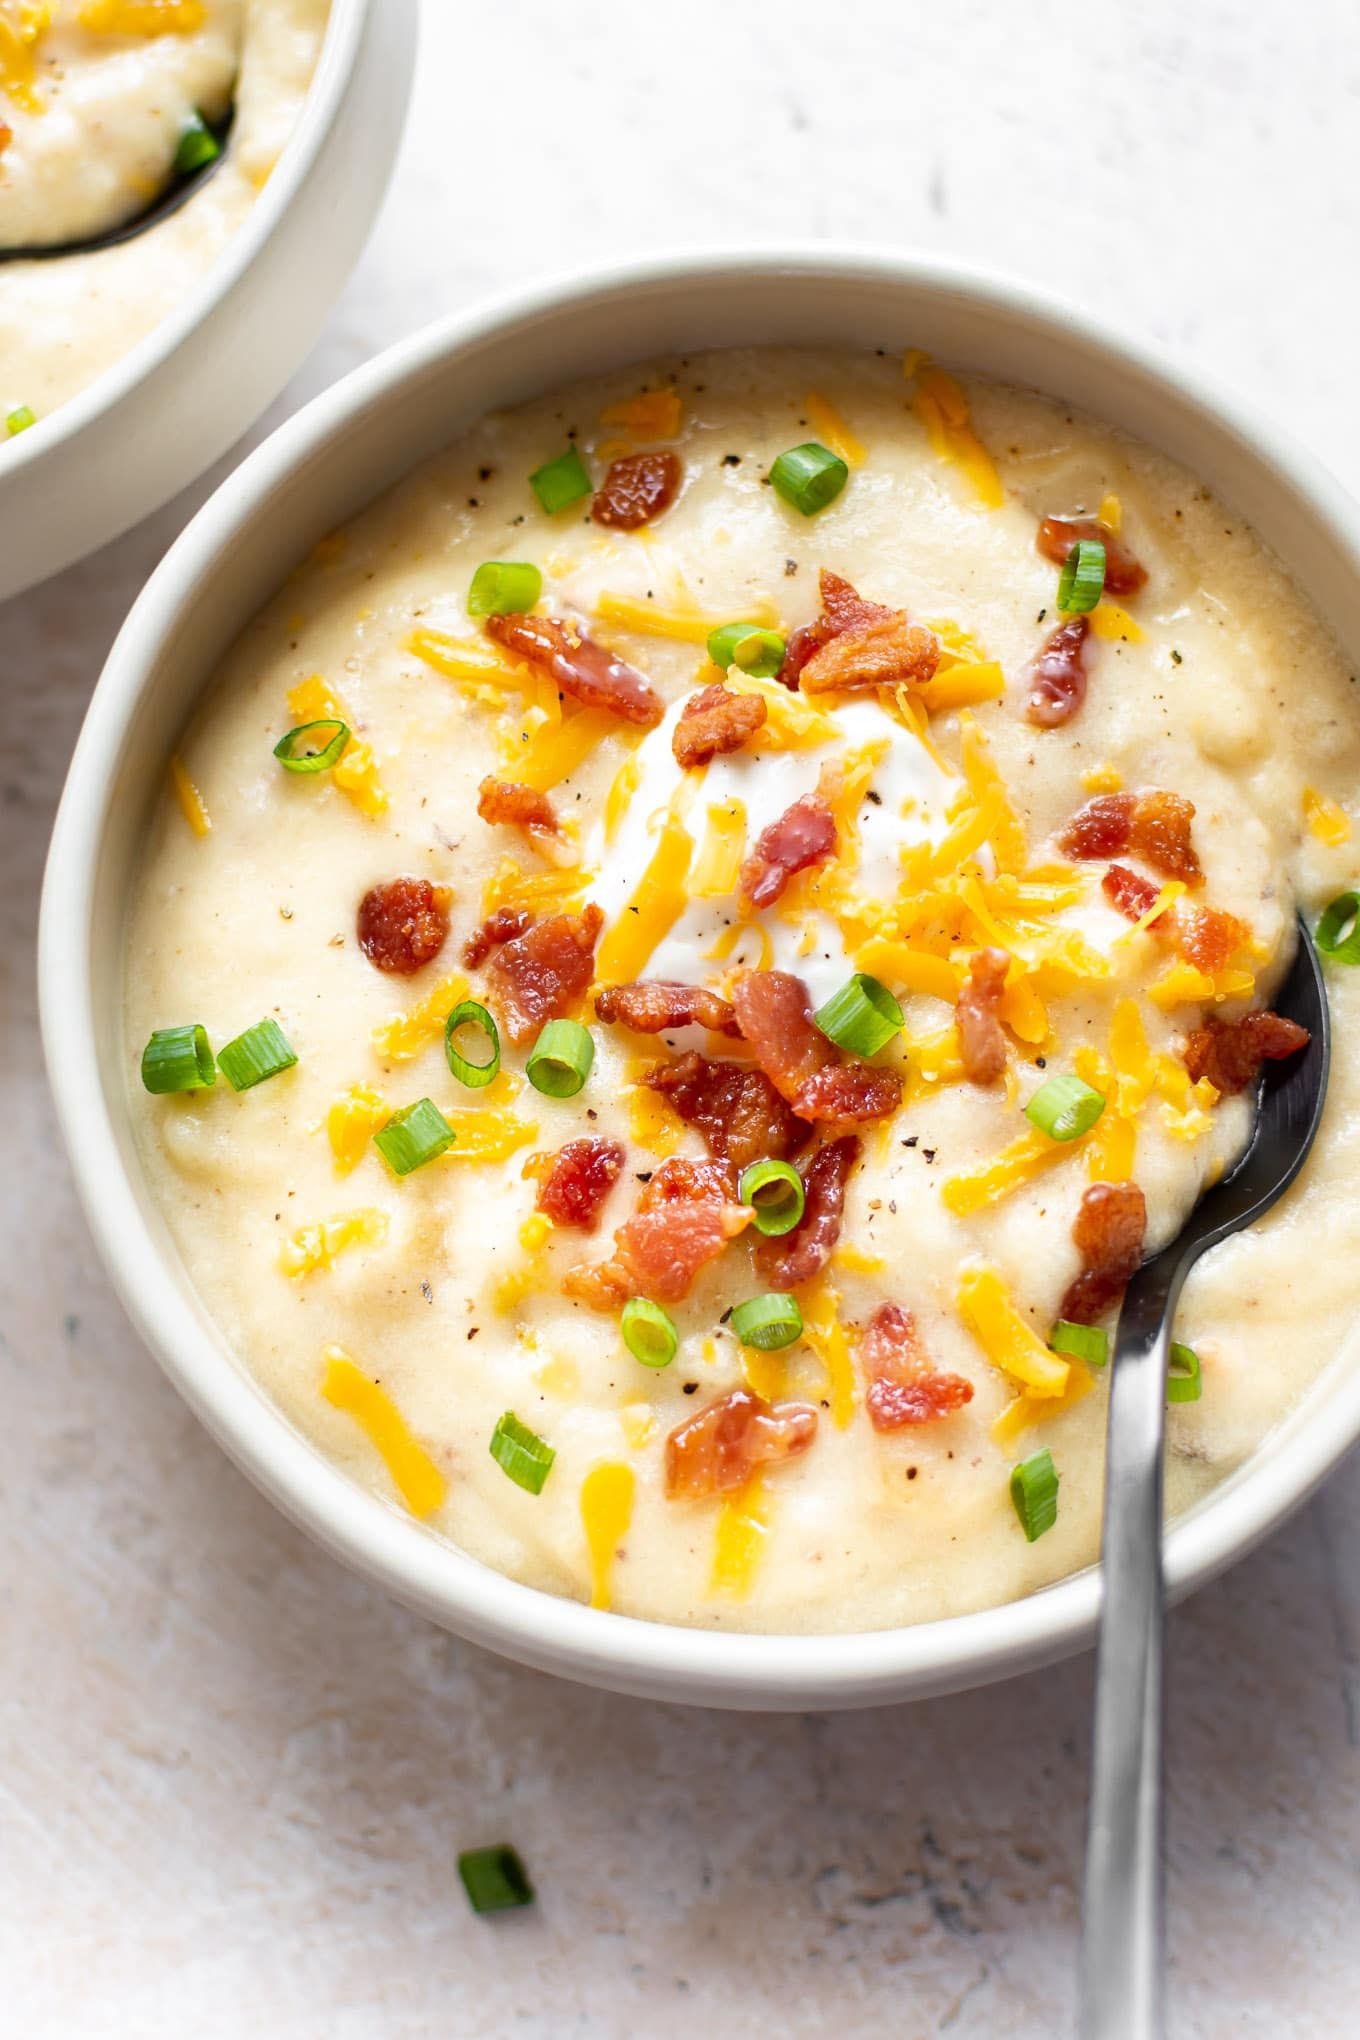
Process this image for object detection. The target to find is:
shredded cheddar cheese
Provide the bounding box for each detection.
[599,389,683,440]
[321,1349,445,1517]
[280,1209,388,1279]
[690,798,748,898]
[915,661,1007,715]
[992,1360,1095,1447]
[725,669,836,749]
[711,1475,772,1597]
[1082,762,1124,794]
[481,859,592,919]
[79,1,204,31]
[910,368,1004,510]
[441,1104,538,1165]
[942,1125,1086,1217]
[1089,601,1145,644]
[1304,786,1351,845]
[287,676,386,817]
[958,714,1026,873]
[956,1268,1069,1397]
[854,937,959,1004]
[594,590,779,642]
[624,1067,683,1156]
[580,1462,635,1611]
[326,1083,387,1172]
[604,752,642,844]
[802,390,866,467]
[595,808,693,983]
[493,1212,554,1312]
[741,1348,787,1403]
[513,706,622,792]
[168,754,211,836]
[799,1278,856,1429]
[0,5,50,113]
[372,972,467,1063]
[1098,492,1123,533]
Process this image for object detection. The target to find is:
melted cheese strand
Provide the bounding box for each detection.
[321,1350,446,1517]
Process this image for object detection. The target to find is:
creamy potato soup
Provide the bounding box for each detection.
[0,0,328,426]
[126,349,1360,1634]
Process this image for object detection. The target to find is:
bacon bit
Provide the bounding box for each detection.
[356,878,450,975]
[484,903,604,1043]
[956,947,1009,1085]
[730,970,903,1124]
[1184,1011,1309,1095]
[1174,903,1250,974]
[1103,863,1162,923]
[1061,789,1201,882]
[755,1135,860,1289]
[595,981,742,1037]
[672,683,767,769]
[1060,1181,1147,1325]
[664,1386,818,1499]
[533,1136,625,1231]
[477,776,562,857]
[462,905,531,968]
[485,612,663,727]
[564,1156,751,1308]
[738,792,837,909]
[799,613,940,696]
[1026,615,1092,727]
[591,450,682,530]
[1037,514,1148,595]
[642,1052,812,1171]
[0,125,11,158]
[777,568,896,688]
[860,1303,975,1431]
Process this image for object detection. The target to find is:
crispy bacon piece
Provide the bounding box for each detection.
[462,905,531,969]
[1037,515,1148,595]
[1174,903,1250,974]
[799,613,940,695]
[592,450,682,530]
[1060,1182,1148,1326]
[564,1156,750,1308]
[643,1052,812,1172]
[672,683,767,769]
[485,611,663,728]
[356,878,450,975]
[777,568,897,689]
[484,903,604,1043]
[1183,1011,1310,1095]
[1103,864,1161,923]
[477,775,561,845]
[532,1136,625,1232]
[1060,789,1201,883]
[1026,615,1092,727]
[664,1387,818,1499]
[860,1303,975,1432]
[956,947,1009,1085]
[755,1134,860,1289]
[595,981,742,1037]
[738,792,837,910]
[730,970,903,1124]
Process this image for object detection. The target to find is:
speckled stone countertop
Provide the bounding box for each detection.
[4,2,1360,2032]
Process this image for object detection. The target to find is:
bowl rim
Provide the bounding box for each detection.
[39,245,1360,1708]
[0,0,370,475]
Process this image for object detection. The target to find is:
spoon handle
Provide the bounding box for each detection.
[1078,1310,1171,2040]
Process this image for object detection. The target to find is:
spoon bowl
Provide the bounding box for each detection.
[1080,917,1330,2038]
[0,106,235,266]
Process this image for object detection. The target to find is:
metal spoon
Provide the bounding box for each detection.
[0,105,234,265]
[1078,916,1330,2038]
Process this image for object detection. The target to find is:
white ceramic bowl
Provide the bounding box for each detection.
[39,249,1360,1710]
[0,0,417,604]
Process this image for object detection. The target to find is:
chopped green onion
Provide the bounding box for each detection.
[621,1296,678,1369]
[273,719,349,774]
[140,1024,216,1095]
[1025,1072,1105,1142]
[458,1845,534,1914]
[769,441,849,516]
[1049,1320,1109,1367]
[6,404,36,437]
[814,973,903,1057]
[373,1097,455,1175]
[490,1411,556,1494]
[737,1158,806,1237]
[174,111,222,178]
[529,446,591,514]
[1010,1447,1060,1542]
[706,622,787,679]
[444,999,501,1090]
[1316,891,1360,965]
[1056,538,1107,614]
[468,561,543,617]
[1166,1341,1202,1404]
[730,1292,804,1351]
[217,1018,297,1093]
[526,1018,594,1098]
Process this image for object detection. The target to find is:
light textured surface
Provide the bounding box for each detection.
[4,1,1360,2031]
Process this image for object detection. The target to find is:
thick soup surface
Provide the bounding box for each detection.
[126,348,1360,1634]
[0,0,328,425]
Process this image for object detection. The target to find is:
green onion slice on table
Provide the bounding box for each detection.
[457,1845,534,1914]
